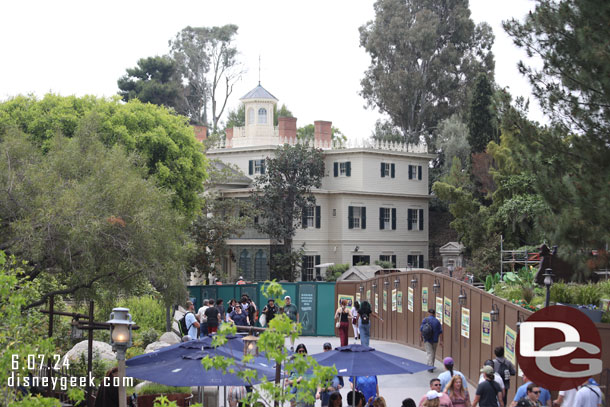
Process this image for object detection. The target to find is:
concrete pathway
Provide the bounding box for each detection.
[284,336,476,407]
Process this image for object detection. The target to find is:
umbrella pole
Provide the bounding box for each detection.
[224,386,227,407]
[352,376,356,407]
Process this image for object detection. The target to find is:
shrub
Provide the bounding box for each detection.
[136,328,160,348]
[137,384,190,396]
[550,282,574,304]
[573,283,602,307]
[521,286,535,304]
[126,346,145,359]
[325,264,350,282]
[374,260,394,269]
[118,296,165,332]
[493,283,523,301]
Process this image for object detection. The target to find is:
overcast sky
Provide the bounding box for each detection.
[0,0,542,140]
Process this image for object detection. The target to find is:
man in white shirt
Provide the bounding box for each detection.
[197,299,209,338]
[553,388,577,407]
[575,379,603,407]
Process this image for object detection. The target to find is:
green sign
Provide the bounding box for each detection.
[299,284,316,336]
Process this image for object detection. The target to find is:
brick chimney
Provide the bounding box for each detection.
[278,117,297,143]
[226,127,234,147]
[193,125,207,143]
[314,120,332,146]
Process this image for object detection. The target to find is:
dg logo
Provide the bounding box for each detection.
[517,305,603,391]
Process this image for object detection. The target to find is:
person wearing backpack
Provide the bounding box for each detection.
[420,309,443,372]
[493,347,516,407]
[183,301,199,339]
[358,301,381,347]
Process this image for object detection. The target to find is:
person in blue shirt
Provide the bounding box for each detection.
[185,301,200,340]
[511,376,551,407]
[437,356,468,391]
[420,309,443,372]
[316,342,344,407]
[349,375,379,406]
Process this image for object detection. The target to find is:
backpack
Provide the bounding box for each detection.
[497,359,511,383]
[361,312,370,325]
[179,312,194,337]
[421,318,434,340]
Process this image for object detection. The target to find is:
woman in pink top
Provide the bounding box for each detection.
[445,375,471,407]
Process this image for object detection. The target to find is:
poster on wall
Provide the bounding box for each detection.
[443,297,452,327]
[391,289,397,311]
[435,297,443,323]
[366,289,371,302]
[481,313,491,345]
[338,294,354,309]
[375,293,379,313]
[356,292,361,304]
[422,287,429,311]
[408,287,414,312]
[505,325,517,365]
[397,291,403,313]
[461,307,470,338]
[383,290,388,311]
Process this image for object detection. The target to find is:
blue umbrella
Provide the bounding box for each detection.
[310,344,431,376]
[126,336,277,386]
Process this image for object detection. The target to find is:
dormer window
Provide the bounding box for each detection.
[248,108,254,125]
[257,108,267,124]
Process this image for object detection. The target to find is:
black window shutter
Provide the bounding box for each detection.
[380,163,385,177]
[419,255,424,268]
[301,256,307,280]
[346,162,351,177]
[348,206,354,229]
[361,207,366,229]
[408,209,413,230]
[302,207,308,229]
[261,160,266,174]
[391,163,395,178]
[408,165,413,179]
[334,162,338,177]
[249,160,253,175]
[408,255,413,267]
[391,255,397,268]
[392,208,397,230]
[379,207,384,230]
[315,206,321,229]
[315,255,321,265]
[419,209,424,231]
[418,165,422,180]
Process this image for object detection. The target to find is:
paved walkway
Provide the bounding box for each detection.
[285,336,476,407]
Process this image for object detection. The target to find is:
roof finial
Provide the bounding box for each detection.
[258,54,261,85]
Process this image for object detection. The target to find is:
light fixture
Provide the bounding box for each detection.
[516,314,525,332]
[70,318,83,340]
[543,268,554,307]
[410,276,418,289]
[383,279,389,287]
[354,245,359,252]
[243,330,259,357]
[433,279,441,295]
[359,284,364,293]
[372,282,377,290]
[394,278,400,288]
[490,304,500,322]
[108,307,135,407]
[458,287,467,306]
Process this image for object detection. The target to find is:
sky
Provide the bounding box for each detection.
[0,0,543,141]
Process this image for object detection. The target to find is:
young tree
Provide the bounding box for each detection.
[117,55,183,109]
[253,144,325,281]
[170,25,244,132]
[468,73,497,153]
[359,0,495,146]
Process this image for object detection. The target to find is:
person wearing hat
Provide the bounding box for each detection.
[423,390,442,407]
[420,309,443,372]
[437,356,467,392]
[574,378,602,407]
[477,360,504,402]
[282,295,299,350]
[316,343,344,407]
[236,276,246,285]
[418,379,453,407]
[472,365,503,407]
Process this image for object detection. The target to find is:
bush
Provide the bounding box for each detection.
[573,283,602,307]
[119,296,165,332]
[550,282,574,304]
[136,328,160,348]
[126,346,145,359]
[137,384,190,396]
[325,264,350,282]
[374,260,394,269]
[70,353,115,387]
[494,283,523,301]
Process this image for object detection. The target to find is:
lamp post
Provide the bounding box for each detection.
[108,307,134,407]
[543,268,554,307]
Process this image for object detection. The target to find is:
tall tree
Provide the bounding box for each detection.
[117,56,183,109]
[359,0,495,147]
[468,73,497,153]
[504,0,610,270]
[253,144,325,281]
[437,114,471,177]
[170,25,244,132]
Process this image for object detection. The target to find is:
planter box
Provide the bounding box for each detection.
[136,393,193,407]
[557,303,603,323]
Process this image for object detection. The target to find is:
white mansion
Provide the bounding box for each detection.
[205,84,435,282]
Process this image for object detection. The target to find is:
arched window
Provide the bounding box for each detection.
[247,108,255,125]
[254,250,268,281]
[239,250,252,280]
[257,108,267,124]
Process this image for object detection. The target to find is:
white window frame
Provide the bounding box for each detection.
[306,206,315,228]
[247,108,255,125]
[382,207,391,230]
[379,255,392,263]
[410,209,419,230]
[339,162,348,176]
[353,207,362,229]
[382,163,390,177]
[254,159,264,174]
[257,108,267,124]
[303,256,315,282]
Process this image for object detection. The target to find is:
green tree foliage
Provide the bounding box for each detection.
[359,0,495,146]
[504,0,610,270]
[371,119,404,143]
[296,124,347,143]
[274,104,294,126]
[0,94,207,217]
[170,25,243,132]
[225,103,246,129]
[254,145,325,281]
[191,160,256,283]
[468,74,497,153]
[117,56,183,109]
[202,281,336,407]
[0,129,190,308]
[0,252,55,405]
[436,114,471,178]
